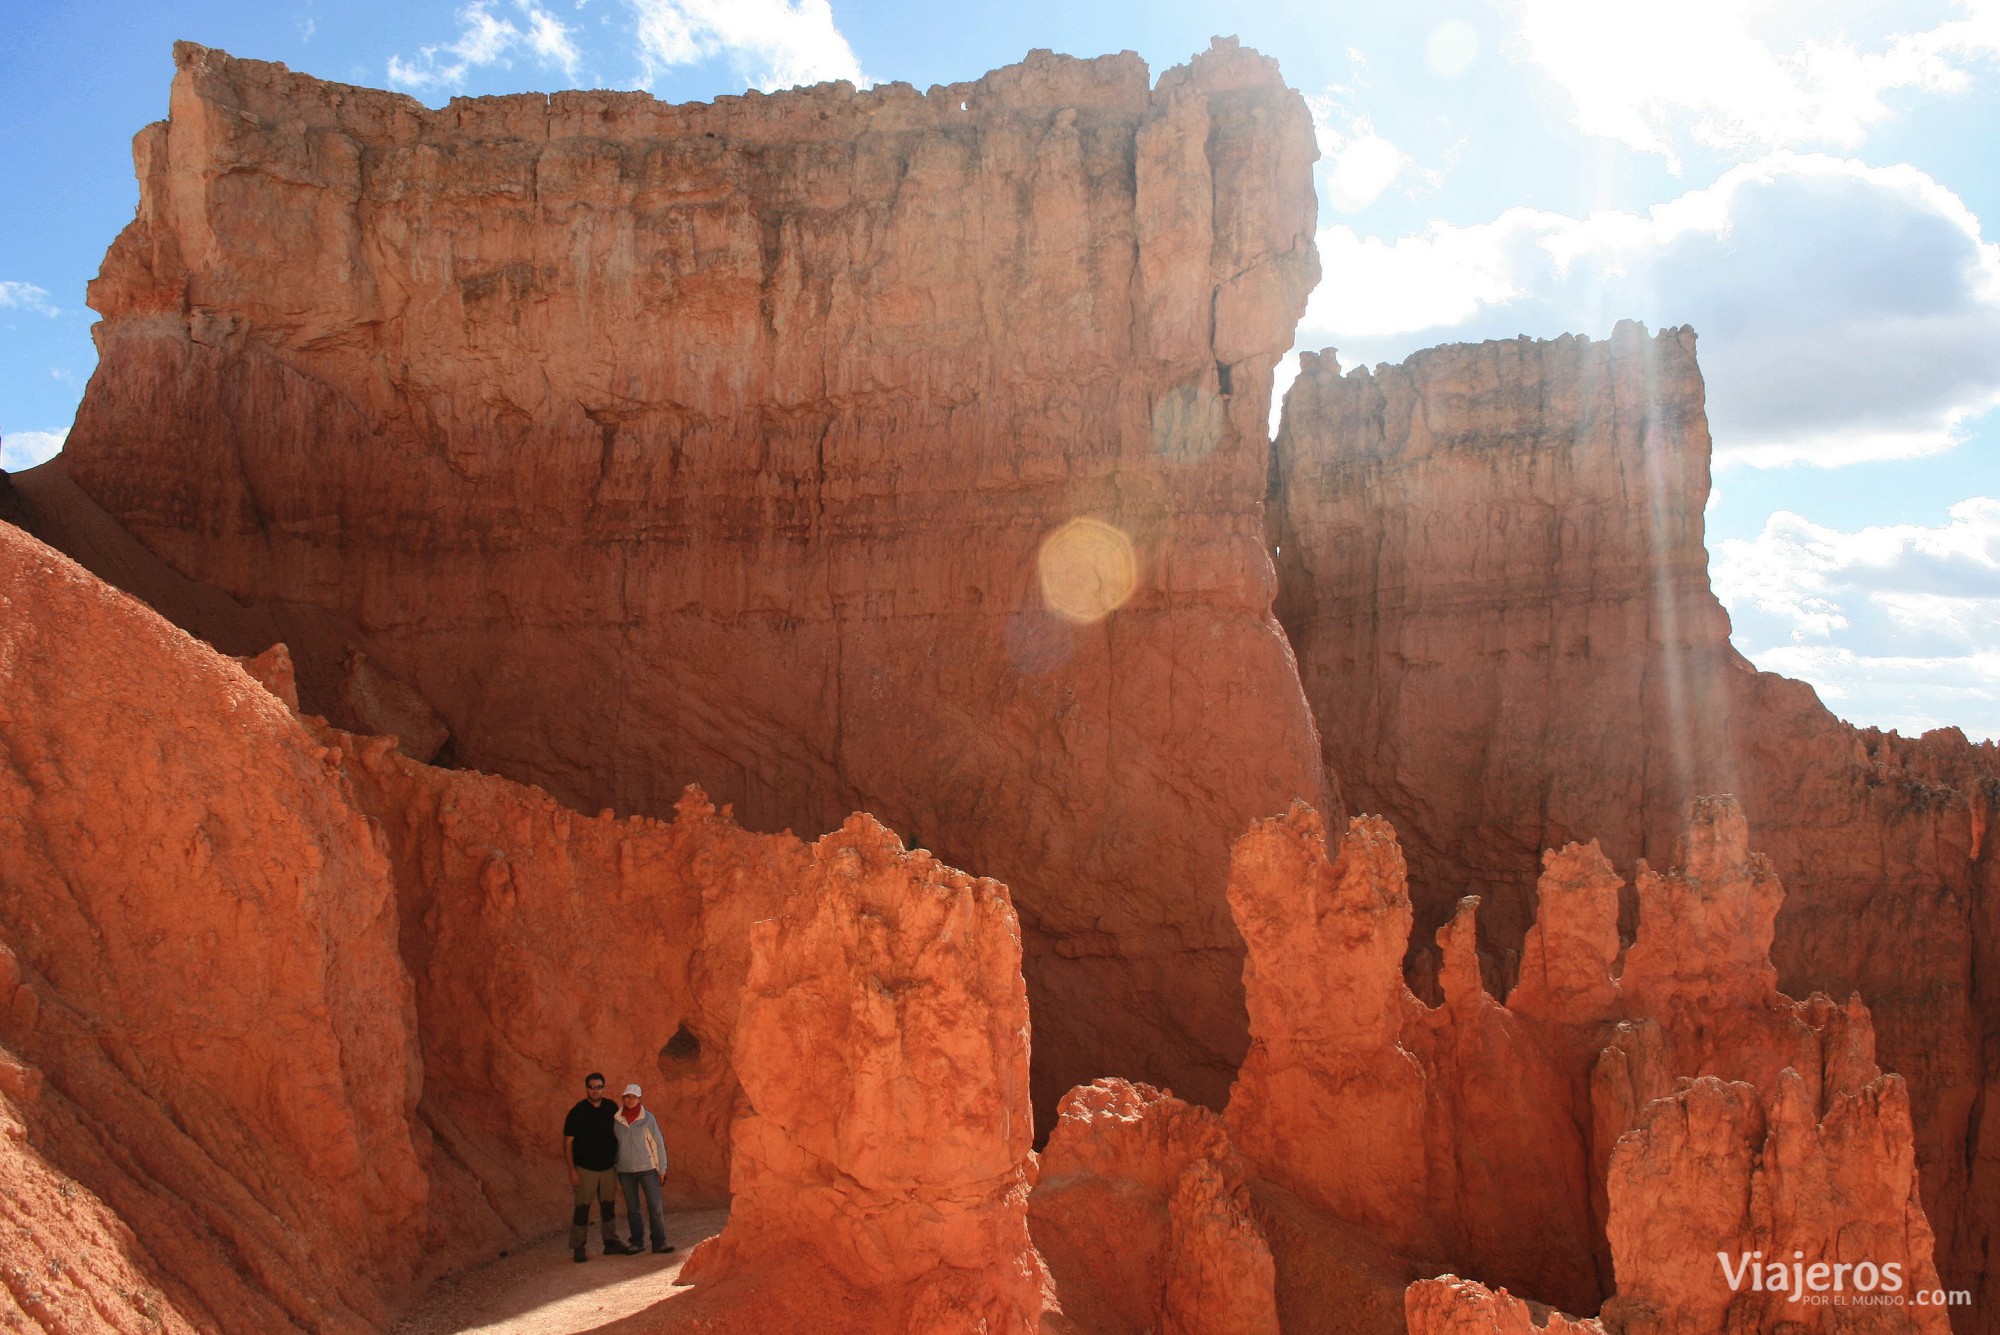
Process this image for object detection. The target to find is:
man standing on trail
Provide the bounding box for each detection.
[613,1083,674,1255]
[563,1072,634,1262]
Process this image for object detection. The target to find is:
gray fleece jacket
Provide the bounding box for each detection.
[612,1107,668,1175]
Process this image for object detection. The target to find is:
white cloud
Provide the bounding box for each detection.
[0,282,59,317]
[1,428,66,472]
[388,0,582,91]
[1426,20,1479,79]
[629,0,865,92]
[1511,0,2000,165]
[1714,499,2000,738]
[1304,153,2000,467]
[1308,97,1434,215]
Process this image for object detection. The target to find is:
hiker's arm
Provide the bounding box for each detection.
[564,1134,578,1183]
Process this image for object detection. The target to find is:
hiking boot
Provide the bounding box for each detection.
[652,1244,675,1254]
[603,1240,636,1255]
[572,1246,587,1264]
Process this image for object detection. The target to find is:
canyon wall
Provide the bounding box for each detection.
[57,37,1332,1122]
[1270,324,1996,1313]
[0,518,1057,1332]
[0,523,426,1333]
[319,719,802,1221]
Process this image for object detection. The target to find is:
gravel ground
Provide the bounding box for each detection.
[389,1209,728,1335]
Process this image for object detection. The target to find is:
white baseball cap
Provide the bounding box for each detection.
[622,1083,643,1097]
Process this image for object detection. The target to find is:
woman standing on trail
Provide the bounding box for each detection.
[613,1083,674,1255]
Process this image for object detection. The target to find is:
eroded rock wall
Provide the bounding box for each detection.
[675,816,1045,1333]
[0,524,426,1333]
[61,37,1332,1121]
[1270,324,1995,1311]
[0,1053,204,1334]
[0,518,1056,1329]
[318,725,802,1223]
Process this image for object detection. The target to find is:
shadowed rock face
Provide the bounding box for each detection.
[1030,1077,1278,1335]
[1226,797,1949,1333]
[1270,325,1997,1314]
[61,37,1332,1125]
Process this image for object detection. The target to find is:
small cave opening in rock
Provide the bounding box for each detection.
[660,1022,703,1064]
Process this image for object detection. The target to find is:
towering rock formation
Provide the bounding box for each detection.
[675,816,1045,1333]
[1270,324,1996,1311]
[54,37,1331,1122]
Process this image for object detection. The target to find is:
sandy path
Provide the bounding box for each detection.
[390,1209,727,1335]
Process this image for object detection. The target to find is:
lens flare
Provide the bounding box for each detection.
[1038,517,1138,624]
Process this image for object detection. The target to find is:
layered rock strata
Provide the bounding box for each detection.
[676,816,1045,1333]
[59,37,1332,1120]
[0,1062,202,1334]
[1223,795,1948,1327]
[1270,325,1996,1310]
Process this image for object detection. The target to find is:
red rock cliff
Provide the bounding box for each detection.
[319,729,803,1222]
[60,37,1332,1123]
[1270,324,1996,1316]
[0,523,426,1333]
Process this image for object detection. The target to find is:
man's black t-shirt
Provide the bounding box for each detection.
[564,1097,619,1172]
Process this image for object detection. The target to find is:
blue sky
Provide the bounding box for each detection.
[5,0,2000,740]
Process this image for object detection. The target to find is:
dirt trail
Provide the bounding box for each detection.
[391,1210,727,1335]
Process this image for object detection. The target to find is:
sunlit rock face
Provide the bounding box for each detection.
[675,816,1046,1334]
[1270,326,1998,1309]
[62,37,1333,1126]
[0,523,425,1334]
